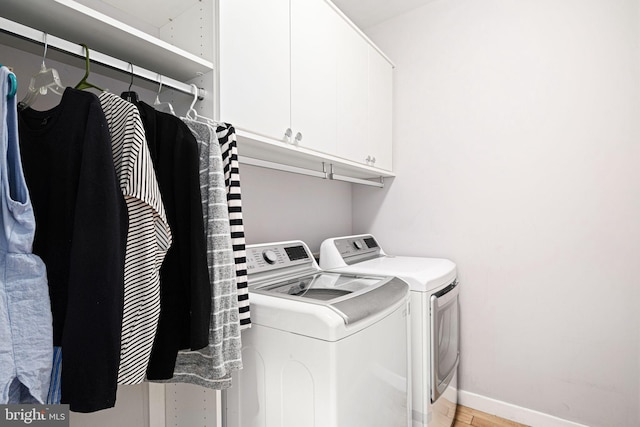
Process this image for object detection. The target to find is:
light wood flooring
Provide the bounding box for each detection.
[454,405,529,427]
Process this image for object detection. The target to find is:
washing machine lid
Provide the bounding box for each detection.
[320,235,456,292]
[252,271,408,326]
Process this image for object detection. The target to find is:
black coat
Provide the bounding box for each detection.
[19,88,127,413]
[136,101,211,380]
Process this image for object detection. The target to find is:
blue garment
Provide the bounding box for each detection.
[46,346,62,404]
[0,65,53,404]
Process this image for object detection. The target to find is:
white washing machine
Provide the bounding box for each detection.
[225,240,411,427]
[320,234,460,427]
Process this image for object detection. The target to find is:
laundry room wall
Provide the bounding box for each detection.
[240,165,353,253]
[353,1,640,427]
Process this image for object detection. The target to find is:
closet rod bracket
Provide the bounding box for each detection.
[196,87,206,101]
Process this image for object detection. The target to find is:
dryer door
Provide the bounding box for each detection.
[430,281,460,403]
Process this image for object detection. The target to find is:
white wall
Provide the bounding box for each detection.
[241,165,353,253]
[355,1,640,426]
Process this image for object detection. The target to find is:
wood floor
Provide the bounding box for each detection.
[454,405,529,427]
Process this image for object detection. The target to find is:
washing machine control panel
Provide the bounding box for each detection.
[247,242,314,274]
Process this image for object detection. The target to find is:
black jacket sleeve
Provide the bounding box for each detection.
[173,122,211,351]
[143,107,210,379]
[185,124,211,350]
[61,101,128,412]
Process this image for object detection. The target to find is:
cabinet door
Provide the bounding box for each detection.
[290,0,338,154]
[334,16,369,166]
[219,0,290,141]
[368,46,393,171]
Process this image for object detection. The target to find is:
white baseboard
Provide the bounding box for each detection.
[458,390,590,427]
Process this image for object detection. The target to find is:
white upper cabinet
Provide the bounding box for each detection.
[367,45,394,171]
[290,0,339,154]
[219,0,291,142]
[334,33,393,172]
[219,0,394,176]
[334,16,369,168]
[220,0,340,154]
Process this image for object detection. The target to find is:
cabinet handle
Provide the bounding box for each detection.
[284,128,293,142]
[294,132,303,144]
[365,155,372,164]
[371,157,376,164]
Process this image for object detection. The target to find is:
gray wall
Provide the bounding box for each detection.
[241,165,353,253]
[354,1,640,426]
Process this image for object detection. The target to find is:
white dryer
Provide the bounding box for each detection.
[320,234,460,427]
[225,240,411,427]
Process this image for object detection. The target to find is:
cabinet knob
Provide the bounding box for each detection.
[365,155,372,164]
[371,156,376,164]
[294,132,303,144]
[284,128,293,141]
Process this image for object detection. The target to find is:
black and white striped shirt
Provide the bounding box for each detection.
[216,123,250,328]
[99,92,172,384]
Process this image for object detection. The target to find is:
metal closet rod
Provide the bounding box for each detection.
[327,163,385,188]
[239,156,385,188]
[0,17,204,99]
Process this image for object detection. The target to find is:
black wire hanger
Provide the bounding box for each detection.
[121,62,139,104]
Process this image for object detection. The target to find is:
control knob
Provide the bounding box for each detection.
[262,249,278,264]
[352,240,364,250]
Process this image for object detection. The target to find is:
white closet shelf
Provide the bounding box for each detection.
[236,130,395,184]
[1,0,214,82]
[0,17,202,98]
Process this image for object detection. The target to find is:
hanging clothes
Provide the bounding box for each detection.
[0,65,52,405]
[98,92,172,385]
[153,119,242,389]
[216,123,251,329]
[18,87,128,413]
[46,347,62,405]
[136,101,211,380]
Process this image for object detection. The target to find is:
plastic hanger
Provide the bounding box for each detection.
[74,44,105,92]
[153,76,175,115]
[0,65,17,99]
[18,33,65,110]
[183,84,214,125]
[121,62,139,104]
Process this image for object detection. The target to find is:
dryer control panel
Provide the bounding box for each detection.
[331,235,383,265]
